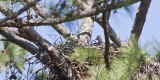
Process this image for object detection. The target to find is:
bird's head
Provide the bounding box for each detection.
[96,35,102,40]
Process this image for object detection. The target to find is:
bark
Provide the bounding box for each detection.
[22,27,74,79]
[92,15,123,47]
[0,27,38,54]
[78,17,93,45]
[0,27,74,79]
[76,0,123,47]
[0,1,38,54]
[0,0,40,24]
[25,2,74,79]
[0,1,48,65]
[102,0,110,69]
[78,0,94,45]
[0,2,14,16]
[0,0,141,27]
[0,0,150,79]
[0,28,49,67]
[0,27,50,70]
[0,2,75,79]
[130,0,151,39]
[32,4,76,38]
[1,1,74,40]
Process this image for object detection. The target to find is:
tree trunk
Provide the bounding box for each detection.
[130,0,151,39]
[78,17,94,45]
[78,1,94,45]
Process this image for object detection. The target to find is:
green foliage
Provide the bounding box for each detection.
[87,58,130,80]
[87,37,142,80]
[0,50,10,69]
[87,65,108,80]
[153,39,160,61]
[69,47,103,66]
[120,36,141,75]
[69,36,155,80]
[87,40,142,79]
[109,36,143,80]
[0,37,27,75]
[3,40,26,59]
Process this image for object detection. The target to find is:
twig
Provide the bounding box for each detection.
[0,0,141,27]
[0,0,40,24]
[0,39,8,41]
[34,65,47,74]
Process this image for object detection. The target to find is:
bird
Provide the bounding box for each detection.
[96,35,103,45]
[95,35,117,50]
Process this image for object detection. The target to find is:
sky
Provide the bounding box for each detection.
[36,0,160,46]
[0,0,159,79]
[91,0,160,45]
[0,1,158,45]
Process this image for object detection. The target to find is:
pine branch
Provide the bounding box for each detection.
[0,0,40,24]
[32,4,75,38]
[0,0,141,27]
[0,27,38,54]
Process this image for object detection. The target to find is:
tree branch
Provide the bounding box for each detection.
[22,27,73,79]
[102,0,110,70]
[0,1,14,16]
[23,27,58,59]
[0,0,141,27]
[130,0,151,39]
[92,15,123,47]
[76,0,124,47]
[0,39,8,41]
[0,0,40,24]
[32,4,75,38]
[0,27,38,54]
[0,2,74,79]
[0,27,59,74]
[78,0,94,45]
[0,1,34,41]
[0,1,38,55]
